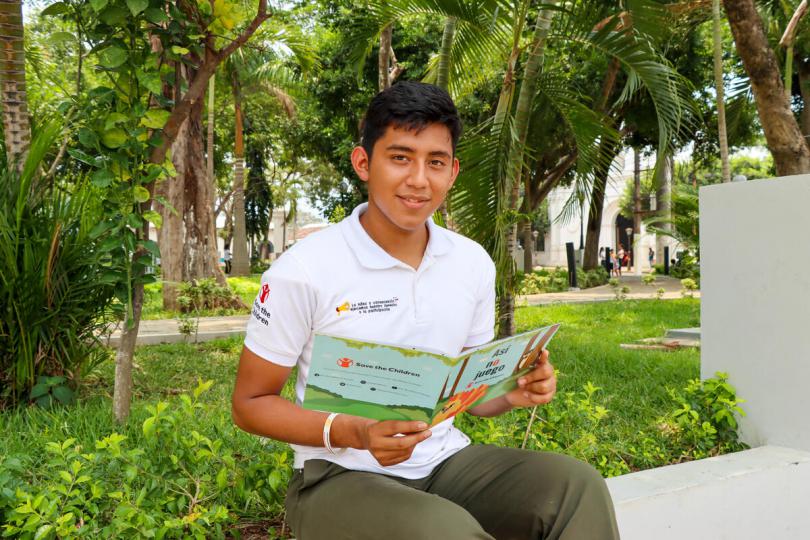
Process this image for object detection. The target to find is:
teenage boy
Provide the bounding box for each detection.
[232,82,619,540]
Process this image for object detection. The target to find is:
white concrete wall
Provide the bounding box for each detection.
[607,446,810,540]
[700,175,810,451]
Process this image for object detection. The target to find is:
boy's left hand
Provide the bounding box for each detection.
[504,350,556,408]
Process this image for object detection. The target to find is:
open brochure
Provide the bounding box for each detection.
[302,323,560,426]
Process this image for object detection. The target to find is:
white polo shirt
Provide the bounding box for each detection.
[244,203,496,479]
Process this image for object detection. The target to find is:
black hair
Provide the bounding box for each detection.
[360,81,462,160]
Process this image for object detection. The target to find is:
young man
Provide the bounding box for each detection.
[232,82,619,539]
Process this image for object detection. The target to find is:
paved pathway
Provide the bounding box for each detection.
[523,274,698,306]
[108,275,697,346]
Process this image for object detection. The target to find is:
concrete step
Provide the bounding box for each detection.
[607,445,810,539]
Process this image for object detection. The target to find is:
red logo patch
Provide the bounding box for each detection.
[337,358,353,368]
[259,283,270,303]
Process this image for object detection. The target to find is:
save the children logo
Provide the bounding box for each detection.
[334,297,400,316]
[336,357,353,368]
[259,283,270,304]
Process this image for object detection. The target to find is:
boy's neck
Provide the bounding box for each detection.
[359,204,429,270]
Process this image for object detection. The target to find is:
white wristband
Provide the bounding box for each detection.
[323,412,347,455]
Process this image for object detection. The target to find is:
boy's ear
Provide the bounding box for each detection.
[447,156,460,189]
[351,146,371,183]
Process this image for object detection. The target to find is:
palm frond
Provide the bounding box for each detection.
[344,0,514,90]
[451,113,520,295]
[554,16,698,166]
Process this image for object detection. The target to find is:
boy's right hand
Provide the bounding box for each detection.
[356,419,432,467]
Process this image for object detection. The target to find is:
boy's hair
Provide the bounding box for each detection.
[360,81,462,160]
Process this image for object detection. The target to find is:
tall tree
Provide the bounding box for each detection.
[713,0,730,182]
[0,0,30,165]
[724,0,810,175]
[114,0,270,423]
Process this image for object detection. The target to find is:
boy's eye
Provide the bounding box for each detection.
[430,160,446,167]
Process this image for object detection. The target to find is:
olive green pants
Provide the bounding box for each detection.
[285,445,620,540]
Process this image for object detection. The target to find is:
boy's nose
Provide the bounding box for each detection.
[406,163,429,187]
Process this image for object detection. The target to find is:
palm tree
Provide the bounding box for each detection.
[351,0,692,336]
[723,0,810,175]
[713,0,731,182]
[224,26,315,276]
[0,0,30,166]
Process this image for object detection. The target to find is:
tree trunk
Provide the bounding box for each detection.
[713,0,731,182]
[158,70,227,310]
[498,4,557,338]
[182,98,227,285]
[633,148,642,274]
[113,248,146,424]
[378,24,392,91]
[522,181,534,273]
[435,16,457,227]
[436,17,456,91]
[655,153,672,261]
[583,58,622,270]
[207,73,215,207]
[230,72,250,276]
[0,0,30,167]
[583,141,621,270]
[157,117,187,311]
[798,61,810,138]
[724,0,810,174]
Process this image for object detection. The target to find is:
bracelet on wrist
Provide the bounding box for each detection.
[323,412,347,455]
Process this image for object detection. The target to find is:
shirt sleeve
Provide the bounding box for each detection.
[244,252,316,367]
[464,257,496,348]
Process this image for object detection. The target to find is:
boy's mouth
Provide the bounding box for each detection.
[397,195,430,209]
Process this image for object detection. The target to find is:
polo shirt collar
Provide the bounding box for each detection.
[340,202,454,270]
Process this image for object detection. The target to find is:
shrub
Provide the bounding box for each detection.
[176,278,245,313]
[0,381,292,538]
[456,373,747,477]
[658,372,747,460]
[0,128,117,407]
[680,278,698,298]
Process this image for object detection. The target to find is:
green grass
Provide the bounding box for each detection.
[0,298,711,535]
[141,275,262,320]
[1,299,702,462]
[513,299,701,452]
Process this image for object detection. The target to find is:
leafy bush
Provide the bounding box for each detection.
[680,278,698,298]
[0,381,292,538]
[0,127,117,407]
[176,278,245,313]
[517,267,608,295]
[457,373,747,477]
[659,372,747,459]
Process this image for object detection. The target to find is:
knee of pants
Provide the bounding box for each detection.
[523,453,611,515]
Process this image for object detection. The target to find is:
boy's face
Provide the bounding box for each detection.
[351,123,460,232]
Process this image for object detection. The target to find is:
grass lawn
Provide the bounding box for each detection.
[141,275,262,320]
[3,298,702,462]
[1,299,711,536]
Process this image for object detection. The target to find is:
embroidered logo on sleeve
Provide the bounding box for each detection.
[259,283,270,303]
[334,297,399,316]
[252,284,272,326]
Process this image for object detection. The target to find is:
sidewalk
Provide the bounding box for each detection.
[109,275,698,346]
[522,274,698,306]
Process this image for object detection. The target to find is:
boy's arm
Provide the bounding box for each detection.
[231,345,432,466]
[466,350,556,417]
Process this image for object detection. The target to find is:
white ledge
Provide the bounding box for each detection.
[606,445,810,539]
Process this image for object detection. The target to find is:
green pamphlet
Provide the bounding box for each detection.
[302,324,560,426]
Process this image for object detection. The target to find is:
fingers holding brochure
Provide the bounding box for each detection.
[358,419,433,467]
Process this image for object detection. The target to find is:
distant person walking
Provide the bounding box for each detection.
[224,245,232,274]
[616,245,625,277]
[648,247,655,269]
